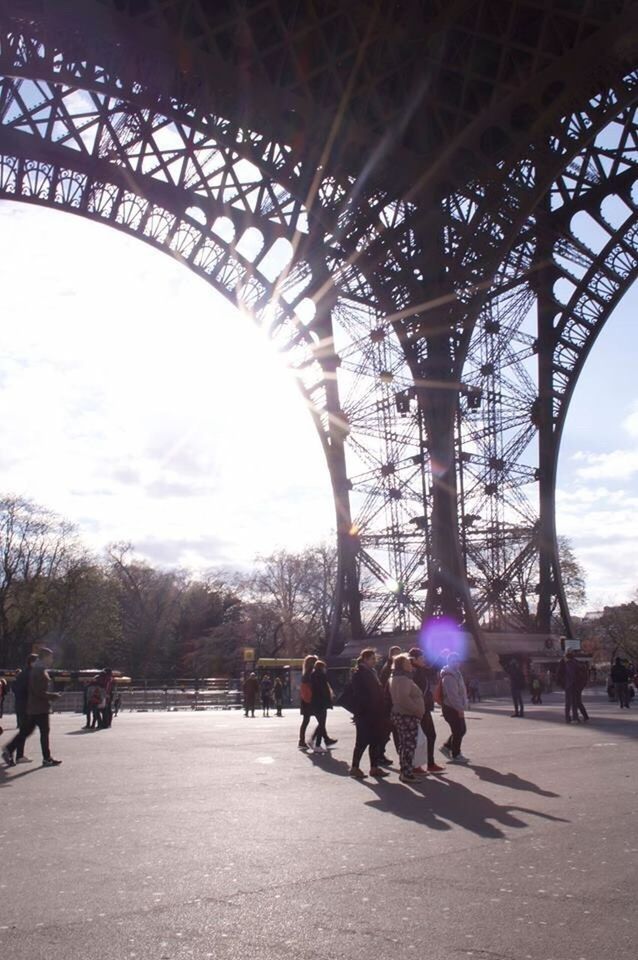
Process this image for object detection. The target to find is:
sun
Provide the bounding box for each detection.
[0,201,333,569]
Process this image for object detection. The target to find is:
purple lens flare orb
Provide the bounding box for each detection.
[418,617,468,666]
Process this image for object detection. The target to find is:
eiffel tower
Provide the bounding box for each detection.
[1,1,636,666]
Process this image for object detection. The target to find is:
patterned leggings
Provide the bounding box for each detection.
[393,714,419,777]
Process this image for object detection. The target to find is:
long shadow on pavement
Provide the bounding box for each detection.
[470,764,559,798]
[304,751,568,840]
[305,750,352,776]
[360,775,569,839]
[0,764,46,788]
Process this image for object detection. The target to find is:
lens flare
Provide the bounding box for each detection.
[418,617,468,666]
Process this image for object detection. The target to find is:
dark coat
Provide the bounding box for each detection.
[351,664,386,733]
[506,662,526,691]
[11,667,30,710]
[310,671,333,711]
[411,664,435,712]
[243,676,259,706]
[611,662,630,683]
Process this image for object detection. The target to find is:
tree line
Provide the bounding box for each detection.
[5,492,628,677]
[0,495,338,677]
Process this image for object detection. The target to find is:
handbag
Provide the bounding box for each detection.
[413,723,428,767]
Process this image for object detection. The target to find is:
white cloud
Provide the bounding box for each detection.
[570,448,638,481]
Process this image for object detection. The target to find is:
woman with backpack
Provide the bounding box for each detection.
[298,654,317,748]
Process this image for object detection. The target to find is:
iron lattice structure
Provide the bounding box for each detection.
[1,1,637,660]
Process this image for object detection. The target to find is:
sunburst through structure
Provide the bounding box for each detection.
[1,1,637,664]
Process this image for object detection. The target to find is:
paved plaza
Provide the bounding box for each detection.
[1,693,636,960]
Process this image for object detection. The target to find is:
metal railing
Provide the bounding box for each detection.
[0,679,244,715]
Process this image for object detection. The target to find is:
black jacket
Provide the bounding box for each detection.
[411,664,435,712]
[12,667,31,708]
[611,662,630,683]
[311,671,333,711]
[351,664,385,721]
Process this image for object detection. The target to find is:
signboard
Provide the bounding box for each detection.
[243,648,255,662]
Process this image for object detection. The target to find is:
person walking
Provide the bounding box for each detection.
[273,676,284,717]
[574,658,589,721]
[260,674,273,717]
[439,652,470,764]
[557,650,581,722]
[10,653,38,762]
[557,649,580,722]
[242,672,259,718]
[611,657,631,708]
[389,653,426,783]
[349,649,389,780]
[408,647,444,773]
[309,660,336,752]
[505,658,526,717]
[2,647,62,768]
[298,654,317,748]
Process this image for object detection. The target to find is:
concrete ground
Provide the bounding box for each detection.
[1,692,636,960]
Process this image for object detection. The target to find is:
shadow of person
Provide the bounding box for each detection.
[361,778,452,832]
[470,764,559,798]
[358,773,569,839]
[65,728,96,735]
[0,764,45,788]
[305,750,352,777]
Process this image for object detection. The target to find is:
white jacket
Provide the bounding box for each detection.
[441,665,468,712]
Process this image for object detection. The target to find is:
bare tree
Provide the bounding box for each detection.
[240,545,337,656]
[0,495,85,665]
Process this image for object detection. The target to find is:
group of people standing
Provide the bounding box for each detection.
[298,647,470,784]
[243,672,284,718]
[83,668,118,729]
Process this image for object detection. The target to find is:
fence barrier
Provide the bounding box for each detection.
[0,679,244,715]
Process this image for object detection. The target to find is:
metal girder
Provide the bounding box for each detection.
[0,1,637,660]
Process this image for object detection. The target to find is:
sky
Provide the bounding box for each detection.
[0,201,333,572]
[0,200,636,610]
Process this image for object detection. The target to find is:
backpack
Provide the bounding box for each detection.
[299,680,312,704]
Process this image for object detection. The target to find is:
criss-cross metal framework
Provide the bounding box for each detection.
[1,1,637,661]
